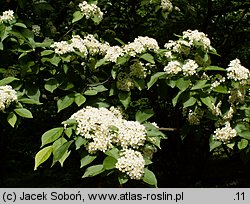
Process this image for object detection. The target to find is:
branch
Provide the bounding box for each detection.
[159,127,178,132]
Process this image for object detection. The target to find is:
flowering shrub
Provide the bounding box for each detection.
[1,0,250,187]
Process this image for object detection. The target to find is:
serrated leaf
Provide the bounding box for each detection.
[72,11,83,23]
[136,109,154,123]
[41,127,64,147]
[14,108,33,118]
[7,112,17,128]
[143,168,157,187]
[34,146,53,170]
[103,156,117,170]
[82,164,104,178]
[57,94,75,112]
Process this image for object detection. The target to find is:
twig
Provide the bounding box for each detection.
[159,127,177,132]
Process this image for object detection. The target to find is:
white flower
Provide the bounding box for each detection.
[78,1,103,21]
[32,25,41,36]
[0,10,15,23]
[104,46,124,62]
[161,0,173,12]
[211,101,222,116]
[213,122,237,143]
[50,41,74,55]
[115,149,145,180]
[226,58,249,82]
[68,106,147,153]
[0,85,17,111]
[182,29,212,51]
[182,59,199,76]
[164,60,182,75]
[71,35,88,56]
[124,36,159,57]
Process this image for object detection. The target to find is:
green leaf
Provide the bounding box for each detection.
[136,109,154,123]
[204,66,226,71]
[172,91,183,107]
[18,98,42,105]
[57,94,75,112]
[191,80,208,90]
[45,78,59,93]
[74,93,86,107]
[176,78,190,91]
[75,137,87,150]
[81,154,97,168]
[0,77,19,86]
[238,131,250,140]
[25,85,40,101]
[183,97,196,108]
[147,72,166,89]
[14,23,27,28]
[118,174,129,185]
[95,58,108,68]
[52,141,73,166]
[50,55,61,66]
[134,79,145,91]
[238,139,248,150]
[82,164,104,178]
[117,54,130,65]
[14,108,33,118]
[200,96,213,109]
[64,127,73,138]
[103,156,117,170]
[209,137,222,151]
[92,85,108,93]
[213,85,228,94]
[140,53,155,64]
[72,11,83,23]
[118,91,131,109]
[7,112,17,128]
[114,38,126,45]
[0,42,3,50]
[41,127,64,147]
[41,50,54,56]
[142,168,157,187]
[104,147,120,159]
[34,146,53,170]
[84,89,98,96]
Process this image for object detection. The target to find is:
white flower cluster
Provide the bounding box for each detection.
[32,25,41,36]
[50,34,108,56]
[69,106,147,153]
[211,101,222,116]
[182,29,212,51]
[226,59,249,82]
[161,0,173,12]
[182,59,199,76]
[0,85,17,111]
[228,88,245,104]
[78,1,103,21]
[104,46,124,62]
[164,59,198,76]
[211,77,225,89]
[213,122,237,143]
[0,10,15,23]
[115,149,145,180]
[124,36,159,57]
